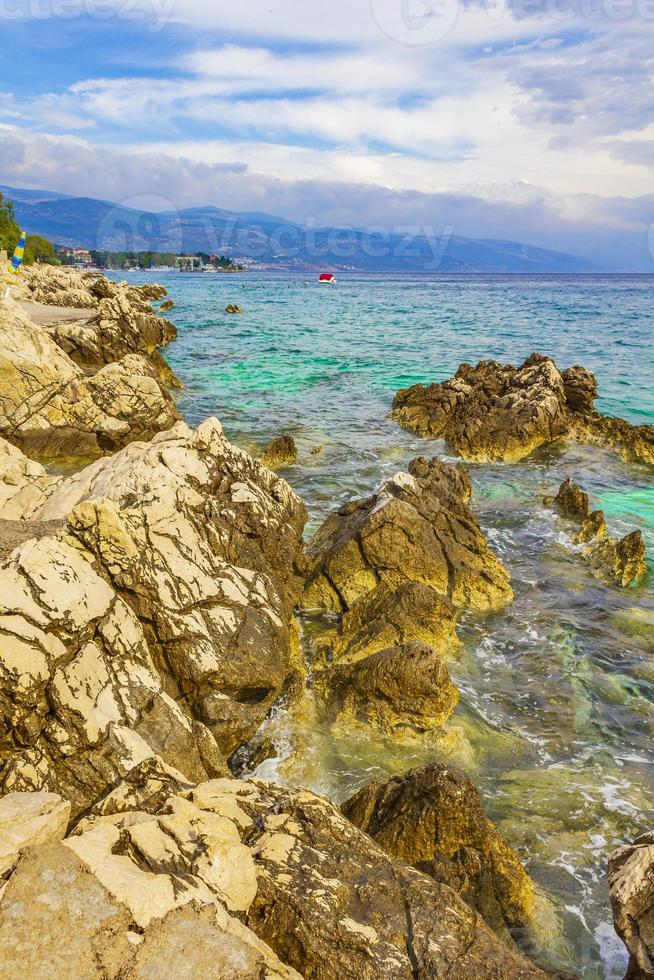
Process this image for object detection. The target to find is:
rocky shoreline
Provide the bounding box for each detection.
[0,266,651,978]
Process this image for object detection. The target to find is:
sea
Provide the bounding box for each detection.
[123,270,654,978]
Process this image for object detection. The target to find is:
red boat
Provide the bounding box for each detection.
[318,272,336,283]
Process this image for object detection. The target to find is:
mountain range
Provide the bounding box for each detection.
[0,184,598,273]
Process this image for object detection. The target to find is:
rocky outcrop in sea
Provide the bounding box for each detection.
[392,352,654,464]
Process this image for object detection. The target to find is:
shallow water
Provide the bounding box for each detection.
[138,271,653,977]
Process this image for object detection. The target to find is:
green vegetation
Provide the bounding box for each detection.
[25,235,57,264]
[1,193,58,264]
[0,192,21,254]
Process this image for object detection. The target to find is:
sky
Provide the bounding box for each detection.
[1,0,654,268]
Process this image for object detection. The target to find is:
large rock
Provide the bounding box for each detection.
[234,778,548,978]
[0,778,551,979]
[550,478,647,587]
[392,354,654,465]
[0,793,301,979]
[0,791,70,877]
[342,765,537,943]
[608,832,654,979]
[392,354,568,462]
[0,301,179,458]
[0,437,58,520]
[0,420,307,816]
[322,581,461,667]
[20,266,179,386]
[317,640,460,737]
[303,456,513,614]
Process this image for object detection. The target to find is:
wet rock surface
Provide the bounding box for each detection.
[392,353,654,465]
[550,477,647,586]
[260,434,298,469]
[300,457,511,742]
[609,832,654,979]
[342,765,537,944]
[317,640,460,737]
[0,419,307,817]
[303,456,513,614]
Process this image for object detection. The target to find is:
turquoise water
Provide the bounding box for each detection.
[137,271,653,978]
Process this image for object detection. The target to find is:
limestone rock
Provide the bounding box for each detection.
[260,435,298,469]
[0,791,70,877]
[587,527,647,588]
[392,353,567,462]
[0,777,551,978]
[608,832,654,979]
[553,478,590,519]
[342,765,536,943]
[550,478,647,587]
[393,353,654,465]
[560,365,598,415]
[303,456,513,614]
[84,353,180,443]
[568,412,654,466]
[0,302,179,458]
[20,266,179,386]
[0,831,300,980]
[236,778,547,978]
[325,581,461,667]
[316,640,460,737]
[0,437,58,520]
[0,420,307,815]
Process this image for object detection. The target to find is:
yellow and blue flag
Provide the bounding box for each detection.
[7,232,25,275]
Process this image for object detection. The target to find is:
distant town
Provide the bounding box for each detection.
[56,246,246,272]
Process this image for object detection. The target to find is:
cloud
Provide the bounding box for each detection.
[1,124,653,268]
[1,0,653,268]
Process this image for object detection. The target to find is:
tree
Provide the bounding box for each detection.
[0,193,21,254]
[24,234,57,264]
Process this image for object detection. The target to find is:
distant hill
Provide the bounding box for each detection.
[0,184,598,273]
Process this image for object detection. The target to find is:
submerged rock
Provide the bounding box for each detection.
[392,353,654,465]
[0,302,179,458]
[342,765,537,944]
[260,434,298,469]
[303,456,513,614]
[0,420,307,816]
[550,478,646,587]
[608,832,654,979]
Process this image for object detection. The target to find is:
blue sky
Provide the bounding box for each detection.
[1,0,654,267]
